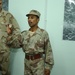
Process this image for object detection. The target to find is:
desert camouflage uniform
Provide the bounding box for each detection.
[0,9,20,75]
[7,27,54,75]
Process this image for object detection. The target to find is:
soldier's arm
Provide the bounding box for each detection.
[9,13,21,35]
[6,33,22,48]
[6,13,22,48]
[44,31,54,73]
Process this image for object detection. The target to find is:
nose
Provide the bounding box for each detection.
[28,18,31,22]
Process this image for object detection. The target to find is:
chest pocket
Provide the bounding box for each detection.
[37,38,44,48]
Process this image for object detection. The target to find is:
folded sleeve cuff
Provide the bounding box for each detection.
[45,63,53,70]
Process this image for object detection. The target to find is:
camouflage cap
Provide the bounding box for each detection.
[26,10,41,18]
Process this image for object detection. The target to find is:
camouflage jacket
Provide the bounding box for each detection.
[7,27,54,70]
[0,9,20,52]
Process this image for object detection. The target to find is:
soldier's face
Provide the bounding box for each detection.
[27,15,39,27]
[0,0,2,10]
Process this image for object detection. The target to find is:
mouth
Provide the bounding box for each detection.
[29,22,32,25]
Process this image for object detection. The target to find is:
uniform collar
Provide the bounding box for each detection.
[34,27,44,35]
[28,27,44,35]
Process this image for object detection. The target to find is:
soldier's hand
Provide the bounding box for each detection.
[6,24,12,35]
[44,69,50,75]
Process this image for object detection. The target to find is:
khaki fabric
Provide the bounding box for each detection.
[0,9,20,75]
[7,27,54,75]
[24,58,44,75]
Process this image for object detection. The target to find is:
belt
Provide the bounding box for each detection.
[25,53,42,60]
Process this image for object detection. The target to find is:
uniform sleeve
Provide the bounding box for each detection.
[6,13,22,48]
[6,34,23,48]
[44,31,54,70]
[8,13,21,35]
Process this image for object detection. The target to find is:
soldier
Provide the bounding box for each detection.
[0,0,21,75]
[7,10,54,75]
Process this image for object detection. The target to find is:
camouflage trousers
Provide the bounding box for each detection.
[24,57,45,75]
[0,51,10,75]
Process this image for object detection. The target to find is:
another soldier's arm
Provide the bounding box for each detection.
[6,33,22,48]
[6,13,22,48]
[8,13,21,36]
[44,31,54,74]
